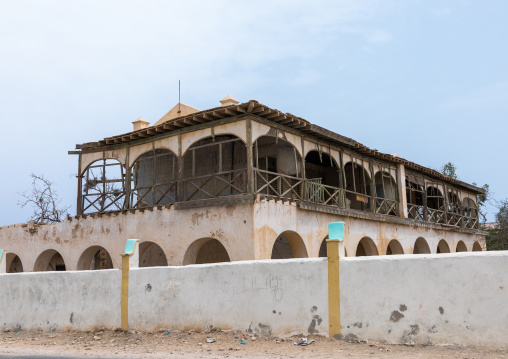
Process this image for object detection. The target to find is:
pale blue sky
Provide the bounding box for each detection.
[1,0,507,226]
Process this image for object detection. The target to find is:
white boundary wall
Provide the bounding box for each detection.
[340,251,508,348]
[0,252,507,348]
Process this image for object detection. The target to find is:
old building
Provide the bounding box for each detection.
[0,96,485,272]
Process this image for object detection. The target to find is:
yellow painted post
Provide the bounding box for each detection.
[0,249,6,274]
[327,222,344,338]
[120,239,139,330]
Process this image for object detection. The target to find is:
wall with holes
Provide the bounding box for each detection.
[0,252,507,349]
[339,251,508,349]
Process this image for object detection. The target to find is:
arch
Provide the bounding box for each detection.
[463,198,479,228]
[139,241,168,267]
[34,249,66,272]
[77,246,113,270]
[413,237,431,254]
[305,150,340,187]
[437,239,451,253]
[355,237,378,256]
[386,240,404,255]
[344,162,371,211]
[6,253,23,273]
[183,135,248,201]
[81,158,126,214]
[253,136,302,176]
[131,148,178,208]
[183,238,231,265]
[472,241,483,251]
[456,240,467,252]
[271,231,308,259]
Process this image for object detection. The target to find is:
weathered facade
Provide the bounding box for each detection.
[0,97,486,272]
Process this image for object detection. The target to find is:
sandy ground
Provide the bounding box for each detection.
[0,328,506,359]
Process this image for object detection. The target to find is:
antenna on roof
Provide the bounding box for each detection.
[177,80,181,116]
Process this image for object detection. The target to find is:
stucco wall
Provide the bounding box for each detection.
[339,251,508,348]
[0,269,121,331]
[0,253,506,349]
[128,259,328,336]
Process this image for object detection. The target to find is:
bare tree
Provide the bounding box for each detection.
[18,174,70,224]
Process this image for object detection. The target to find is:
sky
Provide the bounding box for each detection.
[0,0,507,226]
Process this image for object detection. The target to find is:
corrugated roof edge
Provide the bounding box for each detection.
[75,100,484,194]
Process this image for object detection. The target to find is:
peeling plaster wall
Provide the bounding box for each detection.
[0,270,121,331]
[252,198,484,259]
[128,259,328,336]
[0,203,255,271]
[339,251,508,349]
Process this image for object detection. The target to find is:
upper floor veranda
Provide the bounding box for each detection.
[72,99,484,231]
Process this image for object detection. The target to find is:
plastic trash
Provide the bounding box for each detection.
[206,338,216,343]
[293,337,315,346]
[13,330,17,334]
[240,340,246,345]
[164,331,171,336]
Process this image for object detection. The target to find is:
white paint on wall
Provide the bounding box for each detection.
[128,258,329,336]
[339,251,508,349]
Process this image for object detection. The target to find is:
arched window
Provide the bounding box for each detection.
[253,136,303,199]
[34,249,66,272]
[406,174,425,221]
[386,240,403,255]
[131,149,178,208]
[77,246,113,270]
[344,162,371,211]
[183,135,247,201]
[183,238,231,265]
[304,151,343,207]
[456,240,467,252]
[81,159,125,214]
[437,239,450,253]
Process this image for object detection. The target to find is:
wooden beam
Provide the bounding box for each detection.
[236,106,247,113]
[212,110,226,119]
[224,108,238,116]
[247,102,256,113]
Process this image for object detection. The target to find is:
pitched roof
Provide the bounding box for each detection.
[75,100,484,194]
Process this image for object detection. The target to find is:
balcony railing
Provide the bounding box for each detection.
[183,169,247,201]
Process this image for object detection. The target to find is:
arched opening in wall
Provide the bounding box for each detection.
[253,136,302,199]
[139,242,168,267]
[386,240,403,255]
[33,249,66,272]
[472,241,482,251]
[355,237,378,256]
[304,151,342,205]
[456,241,467,252]
[77,246,113,270]
[344,162,371,211]
[81,159,125,214]
[437,239,451,253]
[183,135,247,201]
[463,198,479,229]
[6,253,23,273]
[183,238,231,265]
[271,231,308,259]
[413,237,431,254]
[131,149,178,208]
[374,171,398,216]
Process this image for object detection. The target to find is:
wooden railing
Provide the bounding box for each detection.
[183,169,247,201]
[407,203,479,229]
[254,169,304,200]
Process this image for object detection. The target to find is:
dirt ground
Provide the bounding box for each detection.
[0,328,506,359]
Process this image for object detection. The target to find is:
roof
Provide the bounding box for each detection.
[153,103,200,126]
[75,100,485,194]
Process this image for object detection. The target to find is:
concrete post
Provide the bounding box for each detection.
[121,239,139,330]
[327,222,344,338]
[0,249,6,274]
[397,164,408,218]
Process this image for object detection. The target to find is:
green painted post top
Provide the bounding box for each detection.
[0,249,4,262]
[122,239,139,256]
[328,222,344,241]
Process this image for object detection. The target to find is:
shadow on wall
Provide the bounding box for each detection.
[33,249,66,272]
